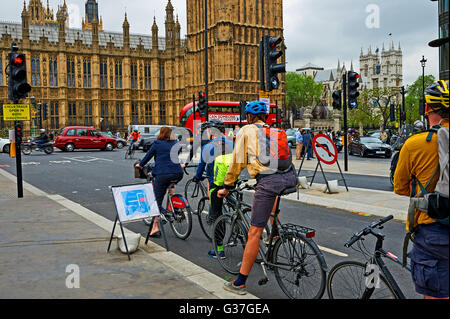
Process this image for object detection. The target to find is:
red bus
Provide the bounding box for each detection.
[179,101,280,136]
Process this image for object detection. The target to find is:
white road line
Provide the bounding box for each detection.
[318,245,348,257]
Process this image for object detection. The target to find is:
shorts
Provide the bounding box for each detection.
[251,168,297,228]
[408,223,449,298]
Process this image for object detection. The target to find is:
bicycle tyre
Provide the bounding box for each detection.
[212,215,247,275]
[184,178,207,215]
[273,233,326,299]
[167,195,193,240]
[197,197,215,241]
[327,261,398,299]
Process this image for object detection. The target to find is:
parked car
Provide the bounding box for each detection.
[285,128,297,148]
[0,138,11,154]
[349,136,392,158]
[54,126,117,152]
[99,132,127,149]
[141,126,193,152]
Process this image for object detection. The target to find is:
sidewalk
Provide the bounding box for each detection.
[0,169,257,299]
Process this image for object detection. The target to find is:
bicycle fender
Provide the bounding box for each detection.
[297,232,328,272]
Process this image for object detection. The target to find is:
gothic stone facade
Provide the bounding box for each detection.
[0,0,285,133]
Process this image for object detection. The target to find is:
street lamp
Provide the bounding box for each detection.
[420,55,427,124]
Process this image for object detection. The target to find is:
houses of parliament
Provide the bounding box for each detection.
[0,0,285,132]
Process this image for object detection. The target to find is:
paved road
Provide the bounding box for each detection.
[0,149,419,299]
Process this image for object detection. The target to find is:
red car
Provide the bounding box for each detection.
[54,126,117,152]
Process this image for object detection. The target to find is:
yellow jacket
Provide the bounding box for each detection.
[224,121,271,187]
[394,122,448,230]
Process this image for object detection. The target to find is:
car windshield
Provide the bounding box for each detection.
[361,137,382,144]
[285,129,296,136]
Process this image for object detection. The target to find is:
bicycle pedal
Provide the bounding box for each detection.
[258,277,269,286]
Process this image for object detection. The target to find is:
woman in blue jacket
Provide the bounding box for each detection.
[135,127,185,237]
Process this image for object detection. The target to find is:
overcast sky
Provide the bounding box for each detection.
[1,0,440,86]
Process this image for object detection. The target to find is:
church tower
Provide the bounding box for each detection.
[82,0,103,31]
[185,0,285,108]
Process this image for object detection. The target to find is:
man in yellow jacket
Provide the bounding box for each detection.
[217,101,297,295]
[394,80,449,299]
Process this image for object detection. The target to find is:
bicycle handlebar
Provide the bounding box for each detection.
[344,215,393,248]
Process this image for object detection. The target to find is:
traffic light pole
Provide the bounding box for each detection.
[13,106,24,198]
[343,73,348,172]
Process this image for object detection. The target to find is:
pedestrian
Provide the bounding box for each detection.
[394,80,449,299]
[295,128,303,160]
[135,127,185,237]
[380,129,388,143]
[303,130,312,160]
[116,131,121,139]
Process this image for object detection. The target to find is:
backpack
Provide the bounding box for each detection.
[402,124,449,267]
[255,124,292,172]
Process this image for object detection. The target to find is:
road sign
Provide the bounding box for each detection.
[312,133,338,165]
[2,104,30,121]
[259,90,271,114]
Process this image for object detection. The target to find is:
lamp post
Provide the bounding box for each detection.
[420,55,427,124]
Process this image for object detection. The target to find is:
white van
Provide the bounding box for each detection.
[128,125,162,135]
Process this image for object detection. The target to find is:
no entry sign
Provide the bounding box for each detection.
[312,133,338,165]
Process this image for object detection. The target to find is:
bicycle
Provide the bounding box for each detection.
[212,181,328,299]
[327,215,411,299]
[138,164,193,240]
[125,141,138,159]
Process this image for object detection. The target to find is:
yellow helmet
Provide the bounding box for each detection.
[425,80,449,114]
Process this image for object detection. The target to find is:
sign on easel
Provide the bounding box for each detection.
[107,183,160,260]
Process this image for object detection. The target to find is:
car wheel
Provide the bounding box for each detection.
[105,143,114,151]
[117,141,124,149]
[64,143,75,152]
[385,152,392,159]
[3,144,10,154]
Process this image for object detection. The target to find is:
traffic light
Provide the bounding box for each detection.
[348,71,360,109]
[239,100,247,122]
[400,111,406,121]
[8,44,31,102]
[14,122,23,144]
[198,92,207,117]
[419,99,425,116]
[389,104,396,122]
[332,90,342,110]
[263,35,286,91]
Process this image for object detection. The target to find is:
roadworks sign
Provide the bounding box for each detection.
[2,104,30,121]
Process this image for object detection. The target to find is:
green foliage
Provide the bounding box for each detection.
[286,72,323,110]
[404,75,435,124]
[0,127,13,139]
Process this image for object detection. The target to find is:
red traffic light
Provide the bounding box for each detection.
[13,57,24,65]
[270,37,282,48]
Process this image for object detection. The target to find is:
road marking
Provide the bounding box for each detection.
[49,160,71,164]
[0,165,10,168]
[22,162,40,165]
[317,245,348,257]
[64,156,113,163]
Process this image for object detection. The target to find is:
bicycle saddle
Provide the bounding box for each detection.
[278,187,297,196]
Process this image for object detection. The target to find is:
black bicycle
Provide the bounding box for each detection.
[327,215,411,299]
[212,181,327,299]
[125,141,137,159]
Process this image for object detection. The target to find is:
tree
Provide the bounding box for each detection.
[404,75,435,124]
[286,72,323,110]
[347,89,380,129]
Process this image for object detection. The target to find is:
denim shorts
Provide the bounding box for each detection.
[408,223,449,298]
[251,169,297,228]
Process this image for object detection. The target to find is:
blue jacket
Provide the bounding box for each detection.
[139,140,183,176]
[195,137,234,181]
[303,133,311,147]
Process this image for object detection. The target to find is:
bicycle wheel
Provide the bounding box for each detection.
[184,178,206,215]
[197,197,215,241]
[327,261,397,299]
[124,146,130,159]
[212,215,247,275]
[273,234,326,299]
[167,194,193,240]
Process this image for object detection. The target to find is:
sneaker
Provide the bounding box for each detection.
[223,280,247,295]
[208,249,226,259]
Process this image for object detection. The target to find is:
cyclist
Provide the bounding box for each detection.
[127,129,141,155]
[394,80,449,299]
[135,127,185,238]
[35,129,49,151]
[186,122,215,166]
[217,101,297,295]
[193,120,234,258]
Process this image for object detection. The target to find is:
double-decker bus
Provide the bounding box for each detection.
[179,101,281,136]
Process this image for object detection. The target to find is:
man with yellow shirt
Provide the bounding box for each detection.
[394,80,449,299]
[217,101,297,295]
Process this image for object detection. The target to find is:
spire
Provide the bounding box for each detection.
[398,42,401,51]
[350,60,354,72]
[123,12,129,28]
[152,16,159,51]
[337,59,341,73]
